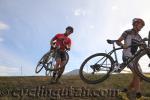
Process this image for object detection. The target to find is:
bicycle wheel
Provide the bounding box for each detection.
[47,51,69,71]
[35,51,51,73]
[134,49,150,82]
[79,53,114,84]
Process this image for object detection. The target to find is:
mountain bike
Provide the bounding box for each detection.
[79,32,150,84]
[35,48,69,77]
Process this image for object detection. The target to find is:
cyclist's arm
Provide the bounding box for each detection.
[116,36,124,46]
[67,40,71,49]
[66,44,71,50]
[50,35,58,46]
[138,35,147,49]
[116,31,128,48]
[65,38,71,50]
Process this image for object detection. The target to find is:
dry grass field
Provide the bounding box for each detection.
[0,74,150,100]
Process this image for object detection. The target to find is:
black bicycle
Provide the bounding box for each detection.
[35,48,69,76]
[79,32,150,84]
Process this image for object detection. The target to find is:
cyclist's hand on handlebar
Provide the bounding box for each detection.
[122,44,128,49]
[65,45,70,51]
[66,47,70,51]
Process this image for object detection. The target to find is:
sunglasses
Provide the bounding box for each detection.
[66,29,73,33]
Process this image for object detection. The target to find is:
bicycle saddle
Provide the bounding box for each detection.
[107,39,117,44]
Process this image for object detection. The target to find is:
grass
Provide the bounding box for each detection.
[0,74,150,100]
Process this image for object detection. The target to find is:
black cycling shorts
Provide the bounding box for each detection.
[55,49,66,61]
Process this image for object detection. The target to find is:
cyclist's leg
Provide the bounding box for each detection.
[56,66,65,82]
[122,56,134,90]
[127,62,142,98]
[56,51,67,82]
[133,63,142,92]
[53,59,61,76]
[52,50,61,80]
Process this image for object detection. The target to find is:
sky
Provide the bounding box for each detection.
[0,0,150,76]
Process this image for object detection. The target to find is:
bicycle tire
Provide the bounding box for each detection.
[134,49,150,82]
[79,53,114,84]
[35,51,51,73]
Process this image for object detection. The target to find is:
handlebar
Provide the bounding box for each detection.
[51,41,70,51]
[107,38,150,49]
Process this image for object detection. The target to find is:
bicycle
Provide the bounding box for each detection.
[79,32,150,84]
[35,47,69,77]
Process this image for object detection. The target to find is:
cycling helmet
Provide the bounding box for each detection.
[132,18,145,26]
[66,26,74,33]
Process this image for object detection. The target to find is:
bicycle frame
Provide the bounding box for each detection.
[107,43,122,64]
[96,41,148,73]
[112,45,147,63]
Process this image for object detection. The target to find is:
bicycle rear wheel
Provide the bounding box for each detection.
[134,49,150,82]
[35,51,51,73]
[79,53,114,84]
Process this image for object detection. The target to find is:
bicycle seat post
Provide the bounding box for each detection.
[113,43,119,64]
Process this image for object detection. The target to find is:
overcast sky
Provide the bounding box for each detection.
[0,0,150,76]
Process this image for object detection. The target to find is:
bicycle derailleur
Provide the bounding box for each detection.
[90,64,101,74]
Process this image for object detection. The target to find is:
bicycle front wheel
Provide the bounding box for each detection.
[134,49,150,82]
[79,53,114,84]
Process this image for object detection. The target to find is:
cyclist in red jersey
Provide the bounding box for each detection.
[50,26,73,83]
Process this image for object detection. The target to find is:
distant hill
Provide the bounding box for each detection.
[64,69,87,76]
[64,69,80,76]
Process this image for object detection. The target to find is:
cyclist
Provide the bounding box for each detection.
[116,18,145,98]
[50,26,73,83]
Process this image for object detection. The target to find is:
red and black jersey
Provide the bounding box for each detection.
[52,33,71,50]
